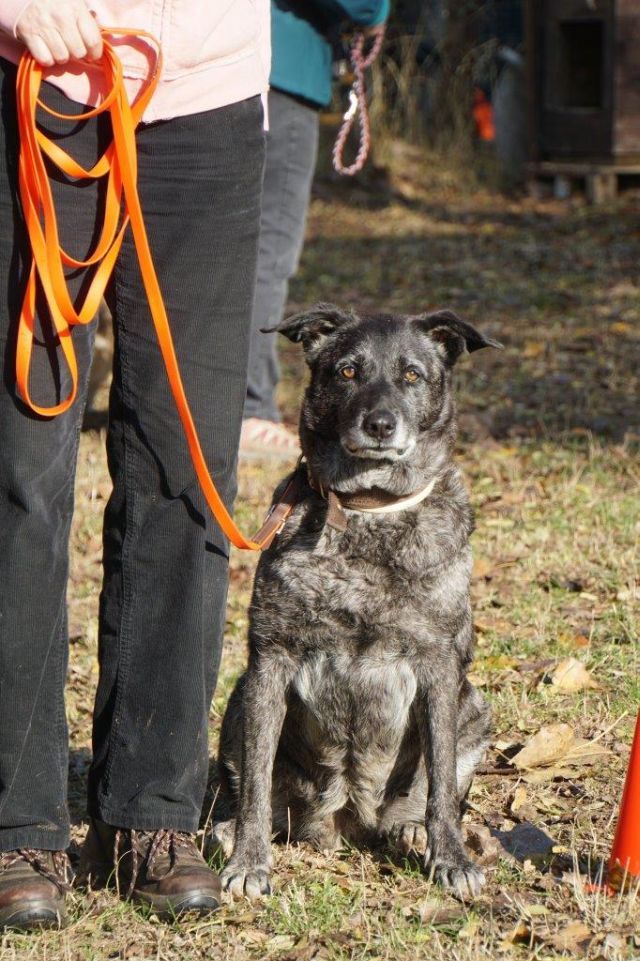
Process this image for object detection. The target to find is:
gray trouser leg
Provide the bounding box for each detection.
[244,89,319,422]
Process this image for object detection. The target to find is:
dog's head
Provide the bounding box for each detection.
[268,304,500,491]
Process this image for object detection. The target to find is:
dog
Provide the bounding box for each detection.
[214,304,500,900]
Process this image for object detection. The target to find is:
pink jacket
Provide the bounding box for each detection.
[0,0,270,122]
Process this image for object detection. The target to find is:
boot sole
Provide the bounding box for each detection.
[132,890,220,920]
[79,853,221,920]
[0,901,65,931]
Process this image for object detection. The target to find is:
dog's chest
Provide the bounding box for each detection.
[293,651,417,716]
[268,530,428,641]
[288,652,417,821]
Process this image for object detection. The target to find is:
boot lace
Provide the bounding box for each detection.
[114,828,194,898]
[0,848,71,892]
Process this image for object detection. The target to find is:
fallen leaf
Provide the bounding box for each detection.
[503,920,532,945]
[572,633,590,648]
[546,921,593,956]
[565,737,611,765]
[241,929,270,945]
[412,898,467,926]
[509,785,537,822]
[267,935,297,951]
[476,654,519,672]
[473,556,494,579]
[523,340,545,358]
[548,657,600,693]
[602,933,626,958]
[464,823,501,865]
[474,616,512,635]
[522,903,549,916]
[512,724,576,770]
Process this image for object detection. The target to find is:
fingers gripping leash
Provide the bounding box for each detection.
[15,31,283,551]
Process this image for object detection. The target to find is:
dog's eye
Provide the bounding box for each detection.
[403,368,420,383]
[339,365,357,380]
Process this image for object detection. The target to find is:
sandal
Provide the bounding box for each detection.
[239,418,301,460]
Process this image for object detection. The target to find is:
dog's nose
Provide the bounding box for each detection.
[363,409,397,440]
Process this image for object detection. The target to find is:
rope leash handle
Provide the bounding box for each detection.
[16,31,275,551]
[332,27,385,177]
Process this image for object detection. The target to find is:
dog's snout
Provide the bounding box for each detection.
[363,409,397,440]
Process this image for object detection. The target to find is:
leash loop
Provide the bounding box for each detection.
[15,31,273,551]
[332,27,385,177]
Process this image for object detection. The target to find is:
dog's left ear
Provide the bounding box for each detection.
[262,302,355,355]
[413,310,502,366]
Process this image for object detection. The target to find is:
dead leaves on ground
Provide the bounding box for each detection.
[470,651,601,701]
[510,723,575,769]
[486,721,612,785]
[504,917,596,958]
[548,657,600,693]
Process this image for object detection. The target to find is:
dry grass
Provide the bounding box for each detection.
[2,145,639,960]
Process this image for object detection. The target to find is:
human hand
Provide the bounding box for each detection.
[16,0,103,67]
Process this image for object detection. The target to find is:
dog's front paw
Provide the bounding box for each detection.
[424,824,485,899]
[221,857,272,901]
[426,851,485,899]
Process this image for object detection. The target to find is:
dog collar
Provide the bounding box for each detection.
[344,478,437,513]
[307,468,437,532]
[254,463,437,549]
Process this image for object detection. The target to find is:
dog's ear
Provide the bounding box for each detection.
[413,310,502,366]
[262,303,355,355]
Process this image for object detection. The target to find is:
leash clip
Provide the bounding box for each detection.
[344,89,358,122]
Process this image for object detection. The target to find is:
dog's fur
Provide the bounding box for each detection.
[215,305,499,900]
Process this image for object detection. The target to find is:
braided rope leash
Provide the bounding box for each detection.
[332,26,385,176]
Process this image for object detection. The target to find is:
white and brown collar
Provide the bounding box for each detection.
[307,467,436,532]
[253,461,437,548]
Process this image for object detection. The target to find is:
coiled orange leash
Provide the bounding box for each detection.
[16,30,289,551]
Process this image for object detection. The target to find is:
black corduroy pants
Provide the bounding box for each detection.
[0,58,264,851]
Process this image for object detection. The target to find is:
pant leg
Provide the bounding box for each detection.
[244,89,319,422]
[88,98,265,832]
[0,60,107,851]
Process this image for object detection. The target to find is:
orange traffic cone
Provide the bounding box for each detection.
[608,711,640,890]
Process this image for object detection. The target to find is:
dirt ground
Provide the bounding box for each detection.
[2,145,639,960]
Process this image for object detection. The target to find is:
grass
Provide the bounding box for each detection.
[1,144,639,959]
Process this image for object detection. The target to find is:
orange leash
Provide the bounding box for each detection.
[16,30,281,551]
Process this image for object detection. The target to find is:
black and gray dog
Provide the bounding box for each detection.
[214,304,500,900]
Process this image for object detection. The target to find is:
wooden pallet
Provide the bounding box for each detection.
[526,160,640,203]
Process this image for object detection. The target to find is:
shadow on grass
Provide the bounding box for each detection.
[289,187,640,445]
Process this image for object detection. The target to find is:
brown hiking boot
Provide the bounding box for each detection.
[0,849,70,930]
[78,818,220,919]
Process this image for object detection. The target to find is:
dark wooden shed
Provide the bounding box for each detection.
[525,0,640,199]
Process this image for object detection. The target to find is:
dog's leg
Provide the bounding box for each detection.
[415,661,485,898]
[377,725,429,855]
[220,653,294,900]
[456,678,491,807]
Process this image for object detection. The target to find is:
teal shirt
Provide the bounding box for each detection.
[270,0,390,108]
